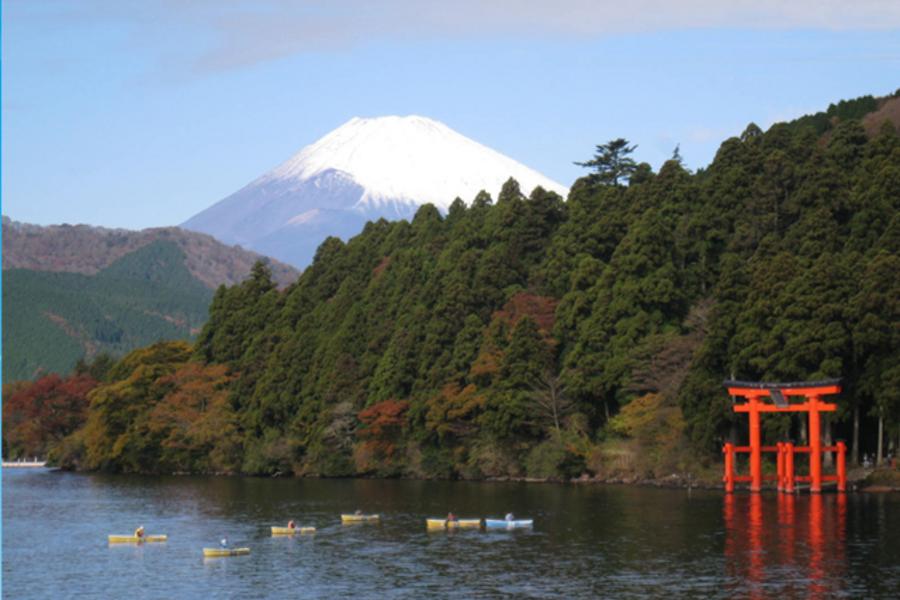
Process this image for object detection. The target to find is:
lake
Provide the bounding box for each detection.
[3,468,898,598]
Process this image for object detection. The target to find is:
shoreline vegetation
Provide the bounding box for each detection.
[3,93,900,486]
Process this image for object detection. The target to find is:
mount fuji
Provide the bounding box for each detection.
[182,116,568,267]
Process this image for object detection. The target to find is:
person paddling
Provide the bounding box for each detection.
[134,525,145,539]
[220,536,228,548]
[447,512,458,523]
[287,520,296,531]
[505,513,514,522]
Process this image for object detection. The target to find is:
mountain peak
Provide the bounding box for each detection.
[183,115,569,266]
[266,114,566,212]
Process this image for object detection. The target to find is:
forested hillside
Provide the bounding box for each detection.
[17,93,900,479]
[3,241,215,382]
[2,222,299,383]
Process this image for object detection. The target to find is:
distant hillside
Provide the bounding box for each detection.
[2,221,300,383]
[778,91,900,138]
[862,94,900,136]
[3,240,215,382]
[1,218,299,289]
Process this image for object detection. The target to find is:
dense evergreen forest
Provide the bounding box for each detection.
[5,94,899,482]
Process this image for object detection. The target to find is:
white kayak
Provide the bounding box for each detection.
[484,518,533,529]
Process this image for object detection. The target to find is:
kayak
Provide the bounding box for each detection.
[484,519,533,529]
[426,518,482,530]
[108,534,167,543]
[341,514,380,523]
[271,526,316,535]
[203,547,250,557]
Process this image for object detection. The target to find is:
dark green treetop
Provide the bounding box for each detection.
[575,138,639,186]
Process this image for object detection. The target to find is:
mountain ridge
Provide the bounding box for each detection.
[2,217,299,288]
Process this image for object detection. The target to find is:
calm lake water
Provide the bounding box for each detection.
[3,468,899,598]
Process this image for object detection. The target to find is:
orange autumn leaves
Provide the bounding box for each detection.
[354,398,409,473]
[143,362,241,473]
[3,373,96,459]
[2,330,252,473]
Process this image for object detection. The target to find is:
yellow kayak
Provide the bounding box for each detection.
[203,547,250,557]
[426,518,482,530]
[271,526,316,535]
[108,534,167,543]
[341,514,380,523]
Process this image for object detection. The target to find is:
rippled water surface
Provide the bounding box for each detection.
[3,469,899,598]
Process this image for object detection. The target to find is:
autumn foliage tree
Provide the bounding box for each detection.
[355,399,409,474]
[54,347,243,475]
[2,374,97,459]
[144,362,241,473]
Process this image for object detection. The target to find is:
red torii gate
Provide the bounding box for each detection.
[723,379,846,493]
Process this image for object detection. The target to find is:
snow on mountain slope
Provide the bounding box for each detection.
[267,115,567,211]
[182,115,568,267]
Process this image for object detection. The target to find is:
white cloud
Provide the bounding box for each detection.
[11,0,900,74]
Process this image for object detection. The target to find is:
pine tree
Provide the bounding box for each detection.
[575,138,638,186]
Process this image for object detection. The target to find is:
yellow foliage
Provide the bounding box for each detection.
[425,383,486,438]
[608,393,685,440]
[598,393,692,478]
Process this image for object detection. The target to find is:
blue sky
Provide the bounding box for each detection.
[3,1,899,229]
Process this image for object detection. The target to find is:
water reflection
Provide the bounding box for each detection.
[724,493,848,598]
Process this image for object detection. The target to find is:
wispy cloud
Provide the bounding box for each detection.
[10,0,900,76]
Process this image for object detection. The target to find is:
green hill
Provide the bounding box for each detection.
[3,240,213,382]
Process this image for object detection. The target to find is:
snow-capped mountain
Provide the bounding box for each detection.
[182,115,568,267]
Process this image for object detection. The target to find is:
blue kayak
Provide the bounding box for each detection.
[484,518,533,529]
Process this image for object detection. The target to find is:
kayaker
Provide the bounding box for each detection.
[220,536,228,548]
[354,509,363,516]
[447,512,458,523]
[287,520,296,530]
[505,513,514,522]
[134,525,145,539]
